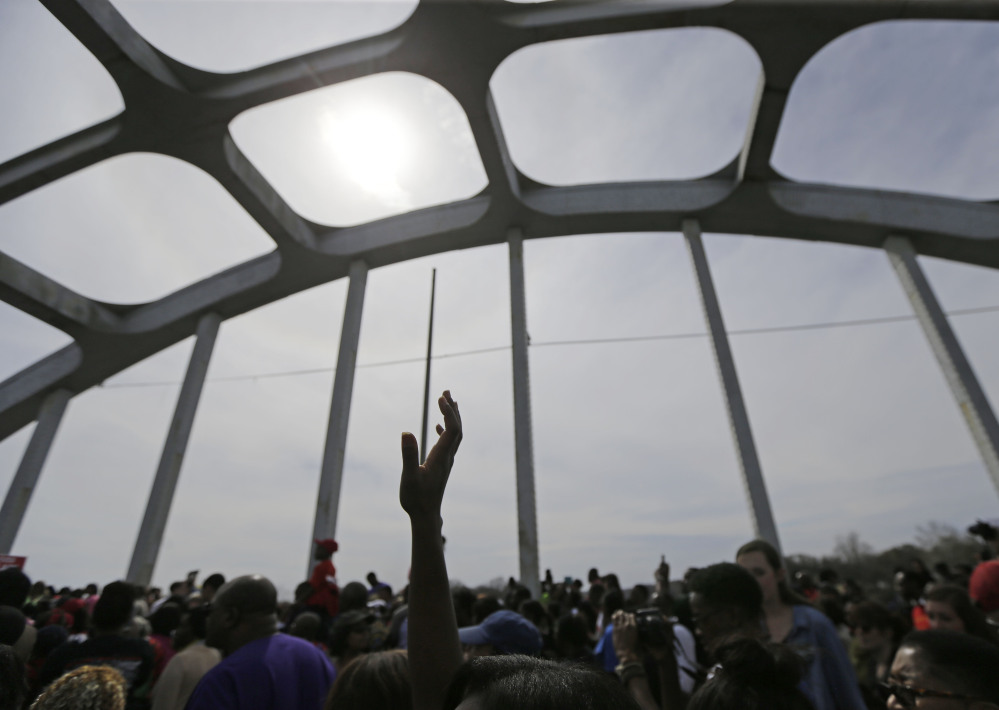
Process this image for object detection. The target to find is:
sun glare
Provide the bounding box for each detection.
[320,105,412,201]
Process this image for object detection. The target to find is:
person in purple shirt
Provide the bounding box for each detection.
[184,575,335,710]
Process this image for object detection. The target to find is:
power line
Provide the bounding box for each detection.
[98,303,999,389]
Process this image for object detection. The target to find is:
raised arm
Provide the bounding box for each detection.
[400,390,464,710]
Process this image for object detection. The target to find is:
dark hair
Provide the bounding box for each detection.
[688,639,811,710]
[0,645,27,710]
[849,601,894,632]
[92,582,135,631]
[443,655,640,710]
[149,603,182,637]
[339,582,369,613]
[688,563,763,623]
[186,606,211,639]
[324,649,411,710]
[474,596,502,625]
[0,568,31,608]
[925,584,997,644]
[602,589,624,617]
[899,630,999,701]
[202,574,225,591]
[736,540,810,607]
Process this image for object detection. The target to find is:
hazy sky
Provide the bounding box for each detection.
[2,0,999,598]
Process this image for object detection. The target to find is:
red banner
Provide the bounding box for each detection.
[0,555,26,571]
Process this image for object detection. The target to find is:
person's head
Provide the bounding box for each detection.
[887,630,999,710]
[627,585,650,610]
[148,603,182,637]
[924,585,994,641]
[687,638,812,710]
[0,568,31,609]
[328,610,373,658]
[366,572,379,588]
[30,664,126,710]
[84,584,98,597]
[847,601,897,654]
[895,570,926,603]
[205,575,278,656]
[458,610,543,659]
[443,655,640,710]
[324,649,411,710]
[314,539,338,560]
[201,574,225,603]
[688,563,763,653]
[602,589,624,618]
[473,596,501,625]
[338,581,368,614]
[554,613,591,657]
[969,561,999,617]
[736,540,798,607]
[172,605,211,651]
[289,611,323,642]
[602,574,621,592]
[91,582,135,634]
[587,568,600,584]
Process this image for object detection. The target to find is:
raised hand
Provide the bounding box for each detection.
[399,390,462,521]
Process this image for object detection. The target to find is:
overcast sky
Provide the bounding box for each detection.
[2,0,999,598]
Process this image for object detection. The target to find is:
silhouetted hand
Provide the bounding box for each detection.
[400,390,462,521]
[612,610,642,664]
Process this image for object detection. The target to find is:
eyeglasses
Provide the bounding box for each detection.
[878,682,984,707]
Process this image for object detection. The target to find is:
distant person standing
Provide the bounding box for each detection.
[307,540,340,621]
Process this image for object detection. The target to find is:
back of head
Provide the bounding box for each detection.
[602,589,624,617]
[30,665,126,710]
[898,630,999,702]
[324,649,411,710]
[688,639,811,710]
[689,563,763,622]
[0,569,31,609]
[92,582,135,632]
[339,582,369,613]
[443,655,640,710]
[202,574,225,592]
[215,575,277,616]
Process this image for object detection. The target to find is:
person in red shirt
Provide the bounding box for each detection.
[307,539,340,620]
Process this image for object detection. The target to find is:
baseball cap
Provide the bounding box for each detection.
[458,610,543,655]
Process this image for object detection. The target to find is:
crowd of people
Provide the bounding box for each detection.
[2,390,999,710]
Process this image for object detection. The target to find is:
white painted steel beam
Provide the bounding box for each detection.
[508,229,540,597]
[126,313,221,588]
[885,236,999,497]
[683,219,782,552]
[309,259,368,575]
[0,389,72,554]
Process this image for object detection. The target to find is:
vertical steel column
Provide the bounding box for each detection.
[309,259,368,575]
[0,389,72,554]
[683,219,782,552]
[127,313,221,587]
[508,228,540,597]
[885,236,999,496]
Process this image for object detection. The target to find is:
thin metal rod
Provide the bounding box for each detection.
[0,389,72,554]
[127,313,221,587]
[885,236,999,497]
[683,219,782,553]
[310,259,369,576]
[420,268,437,464]
[508,228,540,598]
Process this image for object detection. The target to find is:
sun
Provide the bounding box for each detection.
[319,104,413,199]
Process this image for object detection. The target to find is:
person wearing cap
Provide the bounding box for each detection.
[458,609,543,659]
[307,539,340,621]
[329,609,375,672]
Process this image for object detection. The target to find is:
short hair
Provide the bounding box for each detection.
[149,603,182,637]
[899,630,999,701]
[92,582,135,631]
[339,582,369,613]
[0,568,31,608]
[186,606,211,639]
[689,563,763,622]
[443,655,640,710]
[849,601,894,632]
[688,639,811,710]
[202,574,225,591]
[324,650,411,710]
